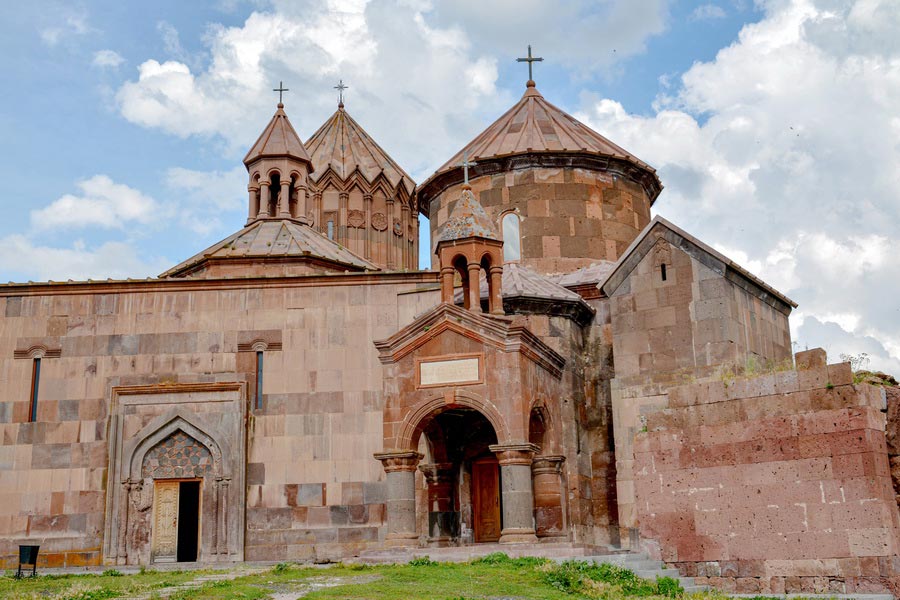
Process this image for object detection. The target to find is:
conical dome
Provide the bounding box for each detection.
[243,103,312,166]
[305,106,414,193]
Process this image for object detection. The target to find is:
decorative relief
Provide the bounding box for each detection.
[393,219,403,237]
[142,430,214,479]
[371,212,388,231]
[347,209,366,229]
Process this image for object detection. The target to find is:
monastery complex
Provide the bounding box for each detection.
[0,71,898,595]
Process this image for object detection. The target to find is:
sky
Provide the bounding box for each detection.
[1,0,898,373]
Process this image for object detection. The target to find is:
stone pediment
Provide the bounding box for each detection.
[373,302,565,378]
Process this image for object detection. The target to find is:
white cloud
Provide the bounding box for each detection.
[92,49,125,69]
[40,10,91,46]
[30,175,163,230]
[115,0,666,179]
[0,235,169,282]
[165,166,248,235]
[579,0,900,374]
[691,4,727,21]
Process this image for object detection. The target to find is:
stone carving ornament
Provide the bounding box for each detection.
[371,212,388,231]
[348,209,366,229]
[393,219,403,237]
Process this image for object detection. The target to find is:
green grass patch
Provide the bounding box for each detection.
[0,568,203,600]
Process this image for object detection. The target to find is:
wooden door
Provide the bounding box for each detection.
[472,457,501,542]
[152,481,179,563]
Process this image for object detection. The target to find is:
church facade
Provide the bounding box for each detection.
[1,75,898,594]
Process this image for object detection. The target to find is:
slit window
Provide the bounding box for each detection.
[255,351,264,410]
[501,213,521,262]
[28,358,41,422]
[660,264,667,282]
[326,220,335,240]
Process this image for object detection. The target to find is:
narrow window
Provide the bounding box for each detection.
[29,358,41,422]
[327,220,335,240]
[255,351,264,410]
[501,213,521,262]
[660,263,667,282]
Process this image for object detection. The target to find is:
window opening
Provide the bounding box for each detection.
[28,358,41,422]
[255,351,264,410]
[501,213,521,262]
[661,263,667,282]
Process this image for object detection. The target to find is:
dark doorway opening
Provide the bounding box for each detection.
[176,481,200,562]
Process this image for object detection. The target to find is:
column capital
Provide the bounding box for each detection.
[418,462,454,484]
[531,454,565,475]
[374,450,423,472]
[489,443,539,466]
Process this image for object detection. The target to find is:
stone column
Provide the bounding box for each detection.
[489,443,539,544]
[116,480,132,564]
[467,263,482,313]
[374,451,421,547]
[418,463,456,546]
[401,203,410,270]
[295,184,309,222]
[278,179,292,218]
[258,181,271,218]
[363,193,373,259]
[489,266,504,314]
[440,266,455,304]
[532,455,567,540]
[339,192,349,245]
[247,185,260,224]
[314,192,323,231]
[217,477,230,556]
[386,197,395,269]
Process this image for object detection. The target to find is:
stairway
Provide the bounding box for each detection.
[550,551,709,594]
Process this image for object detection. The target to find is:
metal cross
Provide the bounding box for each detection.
[334,79,348,105]
[273,81,289,104]
[458,150,477,185]
[516,44,543,81]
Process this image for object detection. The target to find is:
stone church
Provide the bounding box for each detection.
[1,72,898,594]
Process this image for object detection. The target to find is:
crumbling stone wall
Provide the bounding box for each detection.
[885,385,900,507]
[634,350,900,595]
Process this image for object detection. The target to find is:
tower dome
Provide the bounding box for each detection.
[418,81,663,274]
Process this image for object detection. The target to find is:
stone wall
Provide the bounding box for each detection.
[608,233,792,544]
[0,273,439,567]
[428,167,652,274]
[634,353,900,595]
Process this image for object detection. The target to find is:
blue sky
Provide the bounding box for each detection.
[1,0,899,374]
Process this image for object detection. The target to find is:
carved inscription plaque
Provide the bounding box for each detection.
[418,356,481,387]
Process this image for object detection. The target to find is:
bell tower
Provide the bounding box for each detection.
[243,89,314,225]
[434,183,504,315]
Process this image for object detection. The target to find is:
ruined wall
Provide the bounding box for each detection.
[634,353,900,595]
[609,236,792,545]
[0,274,439,568]
[428,167,652,274]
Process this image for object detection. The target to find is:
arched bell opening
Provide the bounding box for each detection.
[451,255,471,310]
[414,407,501,545]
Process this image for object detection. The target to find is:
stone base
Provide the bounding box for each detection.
[537,533,569,543]
[426,536,455,548]
[384,533,418,548]
[498,528,538,544]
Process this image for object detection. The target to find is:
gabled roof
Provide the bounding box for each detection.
[599,216,797,314]
[434,187,499,244]
[305,106,414,194]
[454,262,595,325]
[160,219,377,278]
[433,82,655,175]
[373,302,566,378]
[243,103,312,166]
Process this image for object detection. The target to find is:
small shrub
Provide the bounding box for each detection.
[100,569,122,577]
[408,556,438,566]
[273,562,291,573]
[656,575,683,597]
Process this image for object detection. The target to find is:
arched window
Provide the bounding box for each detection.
[502,213,521,262]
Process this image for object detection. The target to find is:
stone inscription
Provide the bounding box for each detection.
[419,357,480,387]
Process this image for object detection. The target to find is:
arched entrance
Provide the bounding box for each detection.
[417,408,501,544]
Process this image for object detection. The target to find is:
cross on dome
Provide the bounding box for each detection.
[458,150,477,186]
[334,79,348,107]
[516,44,543,84]
[273,81,289,105]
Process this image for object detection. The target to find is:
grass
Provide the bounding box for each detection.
[0,554,710,600]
